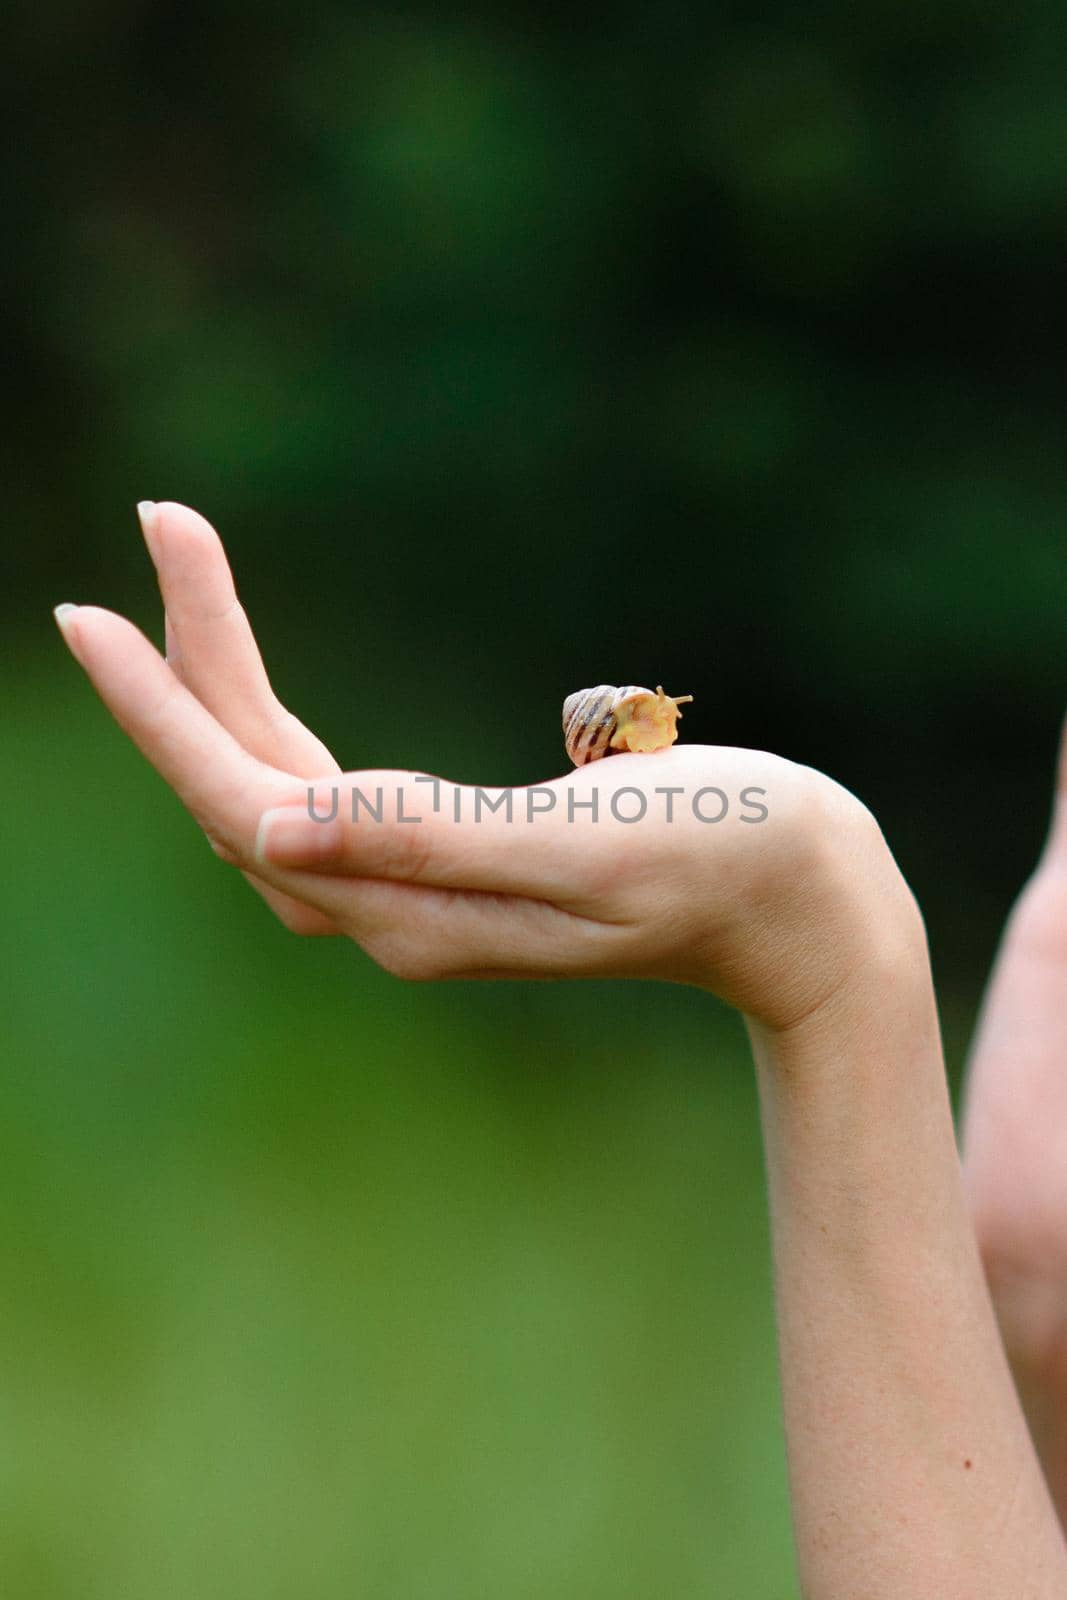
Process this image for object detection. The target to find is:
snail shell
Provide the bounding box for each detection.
[563,684,694,767]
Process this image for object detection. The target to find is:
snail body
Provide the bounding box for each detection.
[563,684,694,767]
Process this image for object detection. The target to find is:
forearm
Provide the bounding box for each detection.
[747,906,1067,1597]
[961,859,1067,1532]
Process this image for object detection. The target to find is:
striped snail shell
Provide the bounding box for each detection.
[563,684,694,767]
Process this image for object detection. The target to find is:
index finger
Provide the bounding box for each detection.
[54,604,323,864]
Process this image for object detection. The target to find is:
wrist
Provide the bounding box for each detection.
[750,893,931,1071]
[724,773,930,1041]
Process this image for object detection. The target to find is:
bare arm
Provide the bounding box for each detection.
[54,501,1067,1595]
[753,916,1067,1597]
[963,720,1067,1527]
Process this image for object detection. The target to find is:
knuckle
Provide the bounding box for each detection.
[381,818,436,882]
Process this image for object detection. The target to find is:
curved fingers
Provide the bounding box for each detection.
[55,604,640,975]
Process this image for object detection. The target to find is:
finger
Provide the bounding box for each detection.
[252,772,626,909]
[138,501,337,776]
[54,604,340,916]
[138,502,341,933]
[315,877,636,982]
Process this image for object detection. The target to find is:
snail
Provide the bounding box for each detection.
[563,684,694,767]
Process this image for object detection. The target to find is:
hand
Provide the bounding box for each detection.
[962,719,1067,1436]
[54,503,919,1031]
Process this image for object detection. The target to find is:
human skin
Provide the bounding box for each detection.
[53,501,1067,1596]
[962,724,1067,1528]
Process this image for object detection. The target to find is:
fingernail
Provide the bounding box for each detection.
[137,501,160,553]
[256,806,335,865]
[53,603,82,659]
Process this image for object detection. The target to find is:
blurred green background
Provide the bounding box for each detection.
[6,2,1067,1594]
